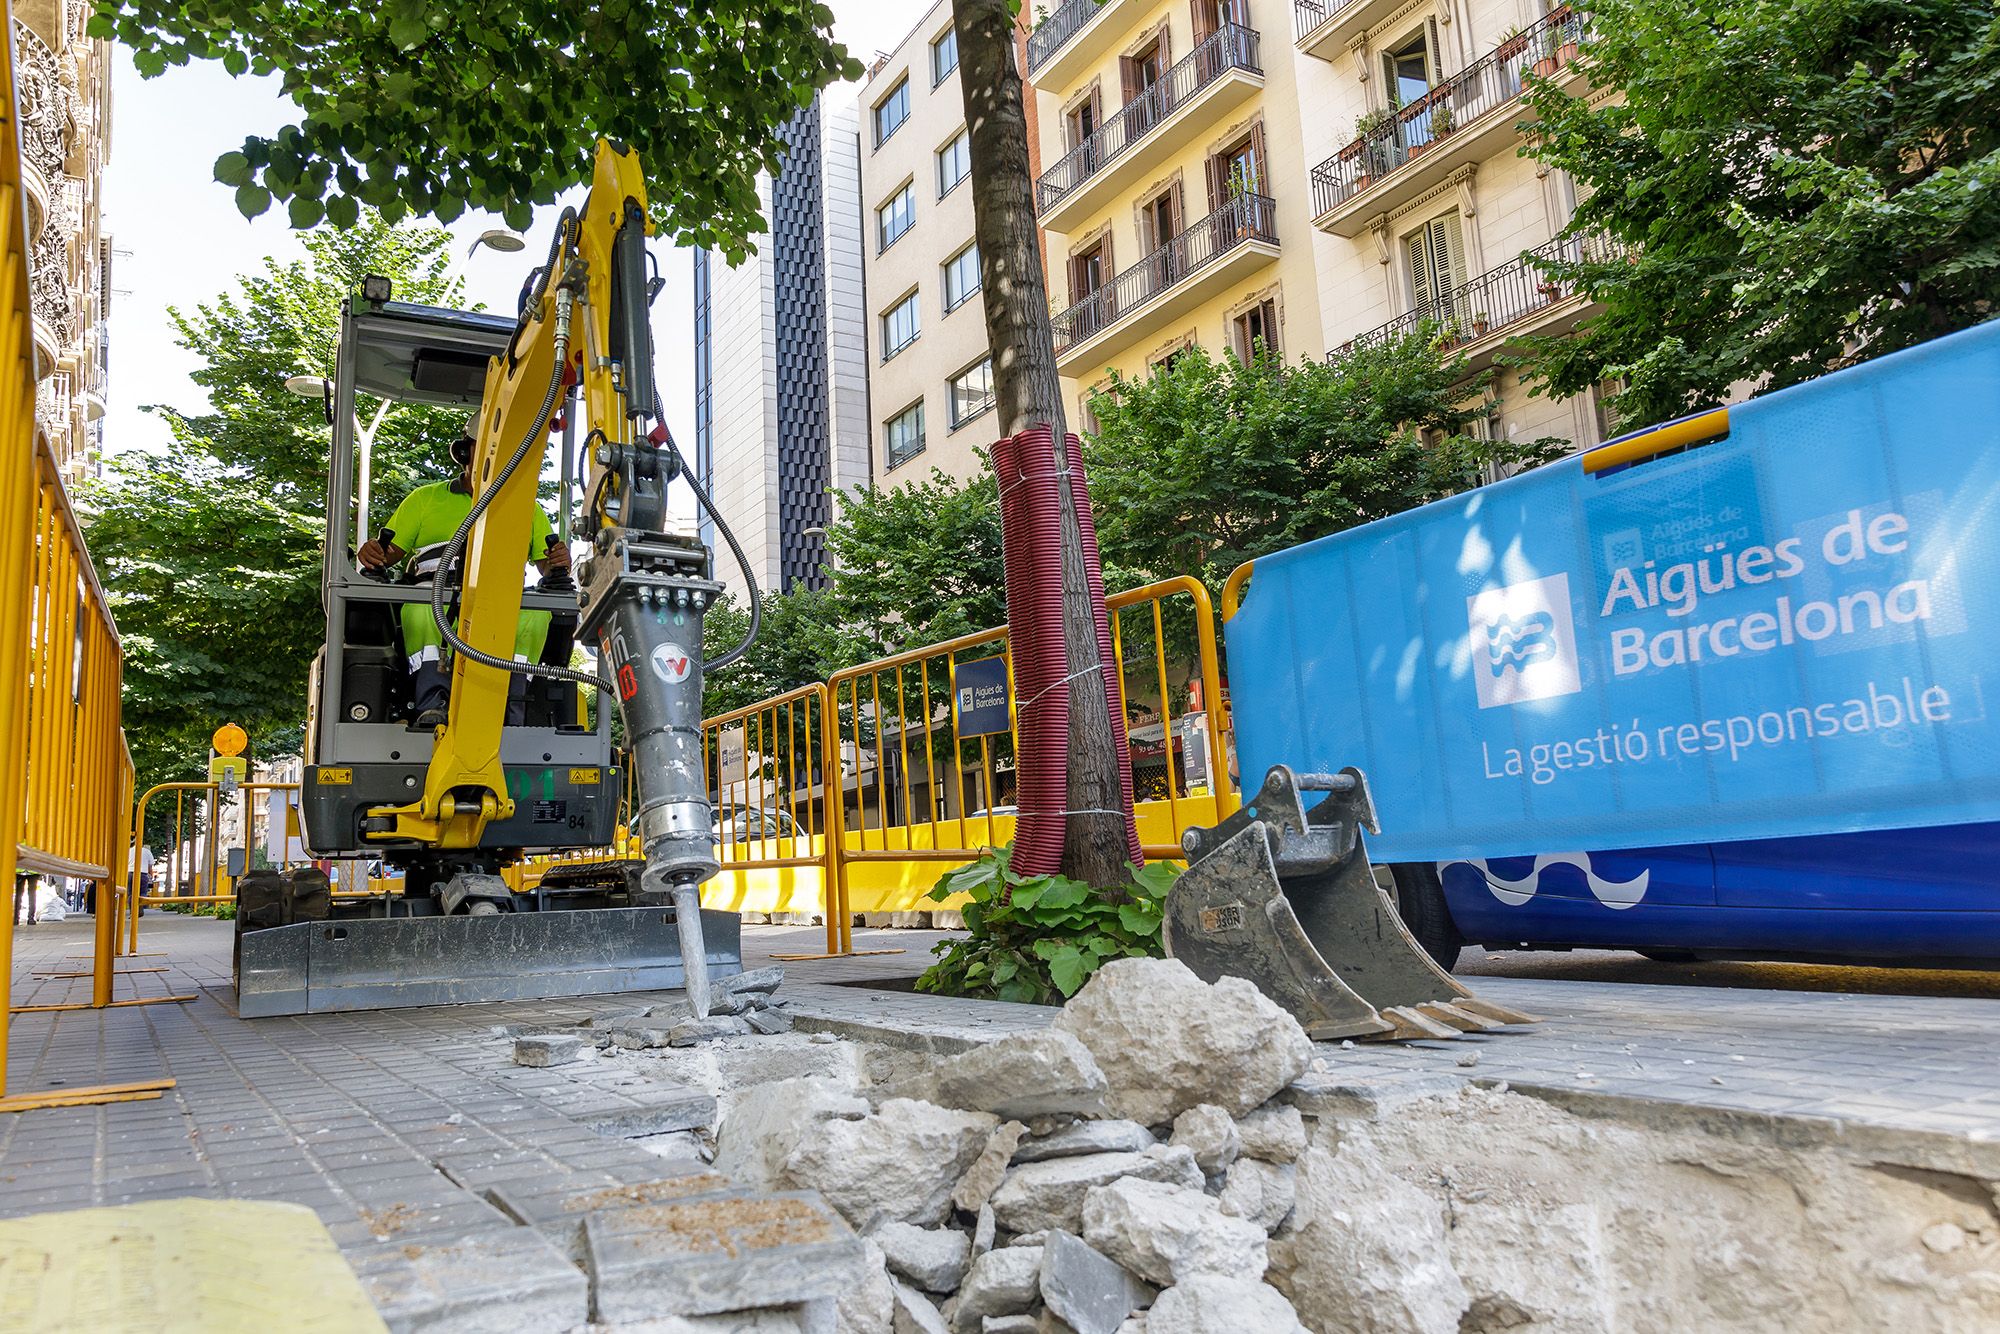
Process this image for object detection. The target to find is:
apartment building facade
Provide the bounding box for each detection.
[692,94,871,599]
[1026,0,1326,431]
[857,5,1036,487]
[19,0,112,483]
[1292,0,1610,447]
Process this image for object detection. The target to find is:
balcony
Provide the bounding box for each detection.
[1053,193,1279,376]
[1327,232,1625,376]
[1036,25,1263,234]
[1309,8,1588,237]
[1292,0,1407,61]
[1025,0,1147,93]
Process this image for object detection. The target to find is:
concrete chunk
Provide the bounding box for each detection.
[1080,1178,1266,1289]
[953,1122,1029,1215]
[670,1015,756,1046]
[1040,1230,1155,1334]
[583,1190,865,1323]
[747,1007,796,1036]
[989,1147,1204,1236]
[1012,1121,1156,1164]
[933,1032,1108,1120]
[873,1220,971,1294]
[578,1080,718,1138]
[785,1098,998,1229]
[1168,1106,1239,1176]
[954,1245,1044,1332]
[513,1033,585,1067]
[893,1279,952,1334]
[723,965,786,995]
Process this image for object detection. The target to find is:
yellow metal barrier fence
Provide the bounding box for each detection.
[704,577,1237,956]
[0,9,163,1112]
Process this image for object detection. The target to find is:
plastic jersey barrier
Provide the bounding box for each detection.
[1225,319,2000,862]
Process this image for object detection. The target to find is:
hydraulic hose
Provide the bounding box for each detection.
[647,395,760,672]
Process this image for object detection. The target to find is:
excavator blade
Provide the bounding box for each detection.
[1164,765,1536,1040]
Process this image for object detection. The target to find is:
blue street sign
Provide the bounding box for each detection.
[955,655,1012,737]
[1226,319,2000,861]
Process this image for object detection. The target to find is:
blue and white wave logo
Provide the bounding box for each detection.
[1440,853,1650,909]
[1467,574,1582,708]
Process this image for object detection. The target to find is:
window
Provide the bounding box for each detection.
[885,401,925,468]
[881,291,920,361]
[943,242,981,311]
[931,27,958,84]
[1232,298,1281,362]
[937,131,970,197]
[1065,88,1101,151]
[948,357,995,429]
[1405,212,1469,323]
[1383,28,1436,108]
[873,77,910,147]
[877,182,915,253]
[1139,184,1182,251]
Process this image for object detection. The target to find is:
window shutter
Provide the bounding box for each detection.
[1426,17,1444,80]
[1192,0,1214,45]
[1407,229,1434,312]
[1120,57,1137,103]
[1170,179,1185,235]
[1437,212,1469,299]
[1248,122,1266,194]
[1204,154,1224,213]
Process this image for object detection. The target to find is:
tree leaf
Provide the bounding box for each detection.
[213,151,252,187]
[233,183,272,218]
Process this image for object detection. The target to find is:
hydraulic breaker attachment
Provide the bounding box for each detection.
[1164,765,1536,1041]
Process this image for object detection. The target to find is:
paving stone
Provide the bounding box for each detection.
[1011,1122,1156,1164]
[573,1080,719,1138]
[491,1169,738,1262]
[1039,1230,1153,1334]
[670,1015,756,1047]
[747,1008,796,1036]
[583,1191,865,1322]
[348,1224,589,1333]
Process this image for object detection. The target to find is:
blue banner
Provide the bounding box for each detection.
[954,655,1012,738]
[1227,320,2000,861]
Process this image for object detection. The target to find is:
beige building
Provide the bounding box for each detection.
[857,4,1009,486]
[17,0,112,481]
[1026,0,1326,431]
[1293,0,1612,448]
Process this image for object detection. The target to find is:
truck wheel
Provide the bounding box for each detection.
[1388,863,1463,972]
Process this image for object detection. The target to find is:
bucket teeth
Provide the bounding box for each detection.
[1376,1006,1462,1041]
[1162,765,1539,1044]
[1451,997,1540,1027]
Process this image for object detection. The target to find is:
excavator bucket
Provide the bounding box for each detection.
[1164,766,1536,1041]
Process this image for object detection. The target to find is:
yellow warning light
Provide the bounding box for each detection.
[211,723,248,757]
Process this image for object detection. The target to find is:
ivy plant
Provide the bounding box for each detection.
[93,0,862,260]
[915,844,1180,1005]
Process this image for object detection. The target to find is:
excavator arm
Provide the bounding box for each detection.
[362,141,730,1009]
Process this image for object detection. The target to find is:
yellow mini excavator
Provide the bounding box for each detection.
[236,142,754,1017]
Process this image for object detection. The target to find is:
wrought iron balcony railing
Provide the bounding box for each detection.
[1291,0,1358,43]
[1036,25,1262,216]
[1310,6,1586,217]
[1054,192,1278,353]
[1026,0,1105,76]
[1327,231,1625,363]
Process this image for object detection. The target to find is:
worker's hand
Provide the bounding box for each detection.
[358,537,402,572]
[540,541,573,575]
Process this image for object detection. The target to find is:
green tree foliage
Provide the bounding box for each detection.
[1084,341,1561,596]
[1519,0,2000,429]
[84,217,469,795]
[92,0,860,258]
[700,586,844,722]
[821,467,1008,659]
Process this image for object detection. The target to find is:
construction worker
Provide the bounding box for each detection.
[357,422,571,728]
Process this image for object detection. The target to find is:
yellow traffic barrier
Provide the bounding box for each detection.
[0,14,164,1112]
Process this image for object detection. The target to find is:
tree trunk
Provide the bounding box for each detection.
[954,0,1132,889]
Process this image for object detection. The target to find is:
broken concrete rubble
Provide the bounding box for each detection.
[874,1219,972,1293]
[1039,1229,1155,1334]
[711,1076,869,1191]
[1233,1104,1305,1164]
[988,1146,1203,1236]
[1009,1120,1155,1164]
[1079,1177,1267,1289]
[784,1097,997,1229]
[953,1244,1044,1331]
[512,1033,584,1067]
[1166,1105,1238,1176]
[1215,1156,1296,1234]
[931,1031,1109,1121]
[671,1015,756,1046]
[1050,958,1312,1122]
[1146,1274,1305,1334]
[952,1121,1028,1215]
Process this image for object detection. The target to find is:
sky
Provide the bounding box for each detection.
[101,0,938,494]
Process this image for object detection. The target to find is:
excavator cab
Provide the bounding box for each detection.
[298,291,614,860]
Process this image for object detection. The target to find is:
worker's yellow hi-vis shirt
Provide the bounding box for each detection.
[386,480,555,669]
